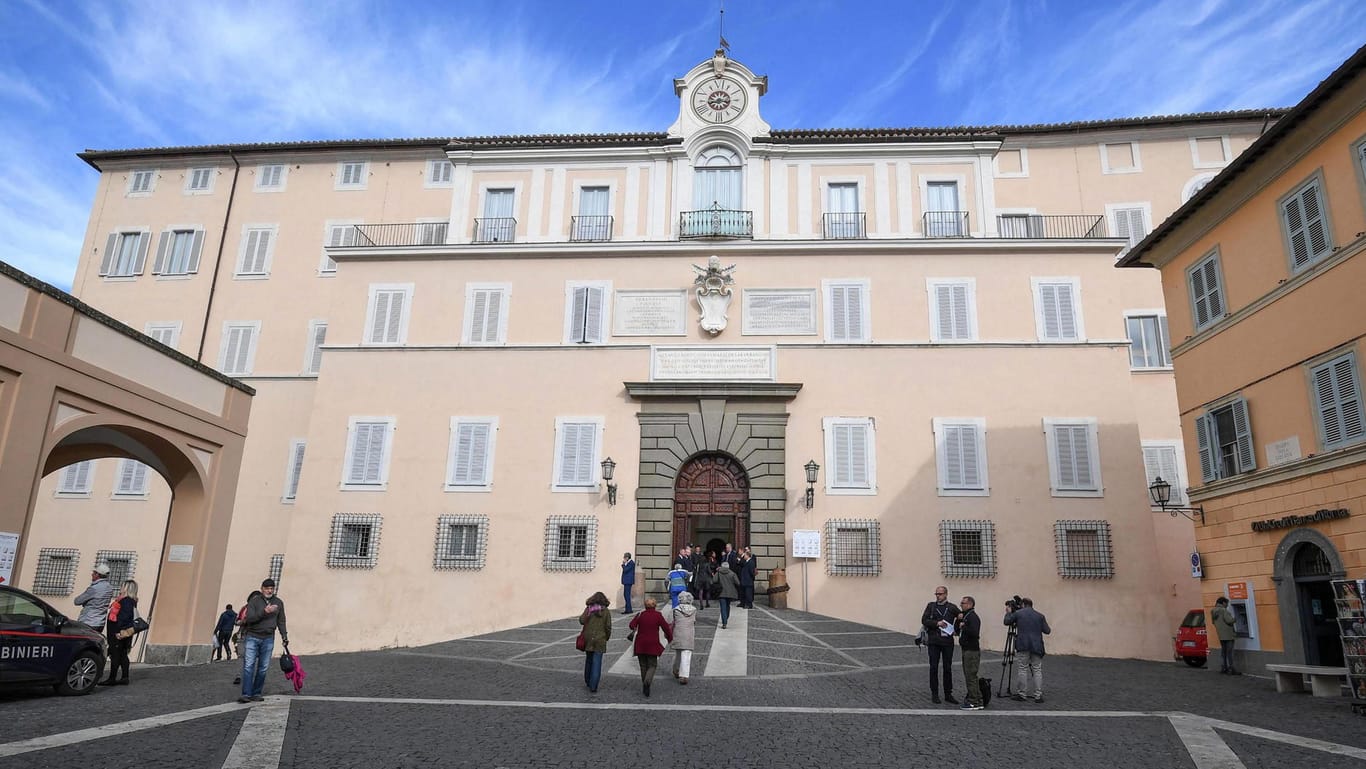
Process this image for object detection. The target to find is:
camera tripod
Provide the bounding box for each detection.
[997,622,1017,698]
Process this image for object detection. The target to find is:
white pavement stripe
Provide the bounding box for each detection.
[703,603,748,677]
[755,607,868,668]
[506,632,581,661]
[608,643,641,676]
[748,654,858,669]
[0,702,249,757]
[1188,713,1366,761]
[1168,715,1246,769]
[221,698,290,769]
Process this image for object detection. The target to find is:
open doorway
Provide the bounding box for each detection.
[1293,543,1342,666]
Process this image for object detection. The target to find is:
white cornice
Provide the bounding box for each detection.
[1003,120,1274,149]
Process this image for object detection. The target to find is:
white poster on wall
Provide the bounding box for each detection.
[0,531,19,585]
[792,529,821,559]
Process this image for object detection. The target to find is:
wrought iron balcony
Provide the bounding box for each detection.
[923,211,970,238]
[570,215,614,242]
[473,217,517,243]
[822,212,867,240]
[997,214,1107,239]
[679,204,753,239]
[351,222,449,247]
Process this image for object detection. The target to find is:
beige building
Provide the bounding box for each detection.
[30,52,1286,658]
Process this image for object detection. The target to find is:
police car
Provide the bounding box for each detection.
[0,584,107,695]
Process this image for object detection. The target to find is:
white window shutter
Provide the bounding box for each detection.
[153,230,172,274]
[285,442,306,499]
[1142,446,1182,505]
[222,327,243,372]
[452,422,490,485]
[1054,424,1093,489]
[132,232,151,275]
[934,283,971,340]
[1195,413,1216,482]
[348,423,386,485]
[1312,354,1365,448]
[384,291,404,343]
[233,327,254,374]
[583,286,604,342]
[557,423,595,486]
[100,234,118,275]
[1040,284,1061,338]
[370,292,391,343]
[944,423,981,488]
[834,423,869,487]
[482,290,503,342]
[830,286,849,340]
[187,230,205,273]
[307,323,327,374]
[1230,397,1256,472]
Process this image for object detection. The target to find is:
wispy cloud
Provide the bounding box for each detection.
[825,4,955,127]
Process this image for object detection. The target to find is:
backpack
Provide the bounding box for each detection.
[236,605,248,625]
[979,677,993,708]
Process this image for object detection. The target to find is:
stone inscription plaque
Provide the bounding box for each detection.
[614,290,686,336]
[651,345,776,381]
[743,289,817,335]
[1266,436,1302,467]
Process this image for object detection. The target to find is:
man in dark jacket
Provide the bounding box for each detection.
[921,585,961,704]
[737,550,757,609]
[238,578,288,703]
[1004,597,1050,702]
[620,553,636,614]
[956,596,983,710]
[213,604,236,660]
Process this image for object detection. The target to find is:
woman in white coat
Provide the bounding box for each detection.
[670,591,698,684]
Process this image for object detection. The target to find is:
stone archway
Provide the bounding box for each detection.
[674,453,750,556]
[1272,528,1347,665]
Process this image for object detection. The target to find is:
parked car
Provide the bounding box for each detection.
[0,584,108,695]
[1174,608,1208,667]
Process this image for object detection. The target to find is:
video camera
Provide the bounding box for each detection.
[1004,595,1023,612]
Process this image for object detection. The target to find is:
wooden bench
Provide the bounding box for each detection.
[1265,664,1348,697]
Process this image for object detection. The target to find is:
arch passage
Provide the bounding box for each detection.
[673,454,749,556]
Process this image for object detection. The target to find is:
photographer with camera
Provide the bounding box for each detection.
[1003,596,1050,703]
[921,585,961,704]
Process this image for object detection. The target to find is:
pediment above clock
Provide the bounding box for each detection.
[668,51,771,141]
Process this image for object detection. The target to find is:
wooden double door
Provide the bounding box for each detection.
[673,454,749,558]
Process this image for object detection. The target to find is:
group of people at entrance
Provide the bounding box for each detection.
[921,586,1051,709]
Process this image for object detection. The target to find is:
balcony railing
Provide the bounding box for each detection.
[570,215,614,242]
[997,214,1107,239]
[679,204,753,239]
[923,211,970,238]
[473,218,517,243]
[352,222,449,247]
[823,212,867,240]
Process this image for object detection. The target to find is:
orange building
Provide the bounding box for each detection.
[1121,45,1366,670]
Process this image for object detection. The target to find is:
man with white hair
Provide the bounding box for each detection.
[73,562,114,632]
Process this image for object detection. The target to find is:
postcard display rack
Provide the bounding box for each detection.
[1335,578,1366,715]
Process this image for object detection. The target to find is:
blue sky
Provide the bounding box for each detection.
[2,0,1363,290]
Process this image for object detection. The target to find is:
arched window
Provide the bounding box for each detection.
[693,145,742,210]
[1182,173,1217,203]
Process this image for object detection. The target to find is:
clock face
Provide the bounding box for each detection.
[691,77,747,124]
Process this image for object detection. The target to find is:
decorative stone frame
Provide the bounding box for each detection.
[1271,527,1347,664]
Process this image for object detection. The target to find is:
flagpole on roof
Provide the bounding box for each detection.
[719,2,730,51]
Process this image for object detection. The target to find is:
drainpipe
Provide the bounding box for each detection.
[197,151,240,362]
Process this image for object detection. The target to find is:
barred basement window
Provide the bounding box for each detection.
[269,554,285,588]
[939,520,997,578]
[327,513,382,569]
[33,548,80,595]
[96,550,137,586]
[1054,520,1114,579]
[434,515,489,570]
[824,519,881,576]
[544,516,596,572]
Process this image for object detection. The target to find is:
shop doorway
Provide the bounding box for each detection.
[1293,543,1343,666]
[673,454,749,558]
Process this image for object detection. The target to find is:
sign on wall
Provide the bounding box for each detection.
[614,290,687,336]
[0,531,17,584]
[1266,436,1302,467]
[651,345,776,381]
[743,289,818,335]
[792,529,821,559]
[167,545,194,563]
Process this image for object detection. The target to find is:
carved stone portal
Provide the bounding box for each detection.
[692,256,736,335]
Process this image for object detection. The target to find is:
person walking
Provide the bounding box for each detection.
[213,604,236,661]
[231,593,256,686]
[956,596,984,710]
[1211,596,1239,675]
[1004,597,1051,702]
[73,562,114,633]
[922,585,961,704]
[667,562,690,608]
[620,553,637,614]
[100,579,139,687]
[693,554,715,610]
[670,592,698,684]
[579,591,612,693]
[628,597,672,697]
[238,578,288,704]
[714,560,740,629]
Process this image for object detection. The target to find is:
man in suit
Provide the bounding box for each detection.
[722,543,739,570]
[620,553,636,614]
[738,548,757,608]
[921,585,962,704]
[1004,597,1051,702]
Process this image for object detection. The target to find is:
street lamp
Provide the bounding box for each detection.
[601,457,617,506]
[1148,476,1204,525]
[804,459,820,509]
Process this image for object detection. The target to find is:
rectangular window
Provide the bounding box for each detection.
[426,159,453,186]
[326,513,382,568]
[282,439,306,502]
[824,519,881,576]
[1100,142,1140,174]
[1187,250,1227,332]
[218,322,260,376]
[823,279,870,343]
[1044,418,1102,496]
[336,161,368,189]
[99,231,151,278]
[543,516,597,571]
[824,182,862,239]
[185,167,214,193]
[365,284,413,345]
[933,418,989,495]
[478,188,516,242]
[236,226,275,276]
[322,222,360,273]
[564,282,610,344]
[255,164,286,191]
[304,321,327,375]
[96,550,137,586]
[56,460,94,496]
[1195,397,1256,482]
[926,279,977,342]
[552,417,602,490]
[145,322,181,348]
[1032,278,1083,342]
[1142,441,1185,507]
[998,213,1045,238]
[939,520,997,578]
[1055,520,1114,579]
[1125,313,1171,369]
[446,417,497,491]
[127,169,155,195]
[434,515,489,570]
[342,418,395,488]
[1109,205,1150,252]
[1280,175,1333,271]
[573,186,612,241]
[823,417,876,493]
[1310,352,1366,450]
[269,554,284,587]
[152,228,204,276]
[464,284,509,345]
[417,221,448,245]
[113,459,149,497]
[1191,136,1230,168]
[32,548,80,596]
[924,181,964,237]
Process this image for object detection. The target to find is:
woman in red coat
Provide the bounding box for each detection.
[627,597,673,697]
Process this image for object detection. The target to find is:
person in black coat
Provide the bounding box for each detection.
[737,550,757,609]
[213,604,236,661]
[921,585,961,704]
[101,580,140,686]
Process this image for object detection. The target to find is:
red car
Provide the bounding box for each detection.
[1174,608,1208,667]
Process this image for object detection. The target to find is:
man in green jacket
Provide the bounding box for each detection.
[1212,596,1239,675]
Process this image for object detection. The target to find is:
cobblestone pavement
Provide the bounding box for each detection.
[3,606,1365,768]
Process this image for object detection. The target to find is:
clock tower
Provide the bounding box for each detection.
[668,49,770,141]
